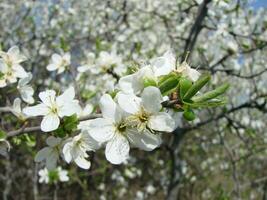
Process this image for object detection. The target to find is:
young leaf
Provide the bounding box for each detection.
[183,75,211,100]
[183,98,227,108]
[192,83,230,102]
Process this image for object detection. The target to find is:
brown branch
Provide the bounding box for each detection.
[6,114,102,138]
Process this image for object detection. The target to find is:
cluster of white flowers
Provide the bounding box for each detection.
[0,46,35,106]
[2,46,205,170]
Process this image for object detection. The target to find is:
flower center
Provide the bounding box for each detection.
[126,107,151,132]
[115,121,127,135]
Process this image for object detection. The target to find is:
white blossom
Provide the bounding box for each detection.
[0,46,27,67]
[38,168,49,184]
[118,86,175,133]
[23,87,81,132]
[46,52,71,74]
[81,93,163,165]
[0,58,28,88]
[62,131,99,169]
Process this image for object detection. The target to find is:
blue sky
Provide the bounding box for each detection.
[250,0,267,9]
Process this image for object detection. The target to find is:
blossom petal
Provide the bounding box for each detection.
[141,86,162,113]
[35,147,51,162]
[46,136,61,147]
[23,104,49,116]
[20,86,34,104]
[119,74,136,94]
[52,53,62,64]
[148,112,175,132]
[8,46,27,63]
[39,90,56,106]
[41,113,60,132]
[47,64,58,71]
[105,135,129,164]
[117,92,141,114]
[151,50,176,77]
[87,118,114,143]
[18,73,32,86]
[185,67,201,82]
[13,98,22,113]
[62,142,72,163]
[56,86,75,104]
[13,64,28,78]
[127,129,162,151]
[74,156,91,169]
[58,101,81,117]
[99,94,123,122]
[46,151,58,170]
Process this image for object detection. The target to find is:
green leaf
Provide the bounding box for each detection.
[184,98,227,108]
[143,77,157,87]
[54,127,66,138]
[0,130,7,139]
[183,75,211,100]
[192,83,230,102]
[63,114,78,131]
[179,78,192,99]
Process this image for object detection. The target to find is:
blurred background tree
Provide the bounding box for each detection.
[0,0,266,199]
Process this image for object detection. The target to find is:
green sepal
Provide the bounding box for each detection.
[183,74,211,100]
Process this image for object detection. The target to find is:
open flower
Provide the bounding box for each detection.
[46,52,71,74]
[35,136,62,170]
[23,87,81,132]
[62,131,99,169]
[0,59,28,88]
[117,86,175,133]
[0,46,27,67]
[17,72,34,104]
[80,94,163,165]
